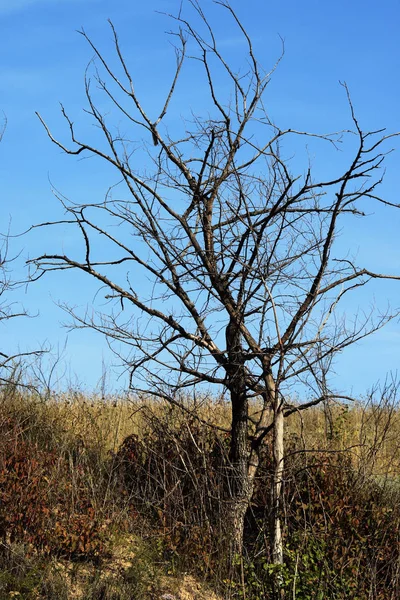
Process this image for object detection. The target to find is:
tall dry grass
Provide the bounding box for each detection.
[6,387,398,478]
[1,382,400,598]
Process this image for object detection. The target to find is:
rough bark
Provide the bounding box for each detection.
[225,315,252,557]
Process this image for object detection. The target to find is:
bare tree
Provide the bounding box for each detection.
[30,1,399,564]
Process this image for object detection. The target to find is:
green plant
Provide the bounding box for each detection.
[0,543,69,600]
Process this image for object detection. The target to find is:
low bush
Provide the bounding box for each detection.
[0,390,114,561]
[116,410,231,573]
[233,450,400,599]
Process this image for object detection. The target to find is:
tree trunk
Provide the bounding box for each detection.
[271,404,284,564]
[227,392,253,557]
[226,479,252,558]
[225,315,252,558]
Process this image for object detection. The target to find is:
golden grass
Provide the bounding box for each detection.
[3,386,400,477]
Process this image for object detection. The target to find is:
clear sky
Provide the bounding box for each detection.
[0,0,399,395]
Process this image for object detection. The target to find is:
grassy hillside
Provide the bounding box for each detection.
[0,384,399,599]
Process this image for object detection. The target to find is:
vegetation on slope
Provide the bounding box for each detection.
[0,383,400,599]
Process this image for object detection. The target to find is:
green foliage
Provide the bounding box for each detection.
[0,544,69,600]
[284,453,400,598]
[122,539,165,598]
[234,449,400,599]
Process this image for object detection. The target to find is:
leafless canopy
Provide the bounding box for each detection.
[31,1,399,443]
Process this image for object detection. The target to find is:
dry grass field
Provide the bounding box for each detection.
[1,384,400,599]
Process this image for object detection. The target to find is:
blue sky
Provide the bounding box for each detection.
[0,0,399,395]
